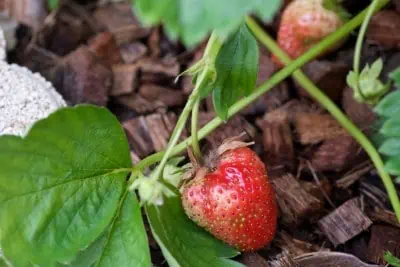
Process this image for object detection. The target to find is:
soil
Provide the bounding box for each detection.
[2,0,400,266]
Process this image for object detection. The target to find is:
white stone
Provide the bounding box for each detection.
[0,27,5,61]
[0,61,67,136]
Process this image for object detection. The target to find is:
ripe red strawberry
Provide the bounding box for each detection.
[181,145,277,251]
[273,0,348,66]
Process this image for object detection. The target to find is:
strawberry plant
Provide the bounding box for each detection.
[3,0,400,266]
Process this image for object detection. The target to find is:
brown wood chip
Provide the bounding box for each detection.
[367,207,400,228]
[335,162,373,189]
[117,94,165,114]
[310,134,362,173]
[139,84,186,108]
[295,252,380,267]
[296,60,349,102]
[274,231,326,257]
[367,10,400,49]
[198,112,256,149]
[111,64,139,96]
[137,57,180,78]
[57,45,112,106]
[271,174,323,225]
[257,107,295,177]
[88,31,123,66]
[47,10,94,56]
[269,253,299,267]
[318,198,372,247]
[367,225,400,265]
[294,112,347,145]
[123,113,182,158]
[342,86,376,135]
[93,3,150,44]
[120,42,148,64]
[240,252,269,267]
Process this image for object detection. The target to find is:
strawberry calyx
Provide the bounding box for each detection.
[216,135,255,157]
[181,134,254,187]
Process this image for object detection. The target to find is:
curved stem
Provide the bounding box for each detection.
[150,32,222,180]
[150,87,199,180]
[246,16,400,222]
[353,0,380,74]
[191,99,202,160]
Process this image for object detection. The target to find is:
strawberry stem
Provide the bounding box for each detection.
[349,0,383,102]
[353,0,380,75]
[191,99,202,161]
[149,32,222,181]
[245,15,400,223]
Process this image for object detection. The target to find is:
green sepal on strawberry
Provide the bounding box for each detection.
[273,0,349,66]
[181,139,277,252]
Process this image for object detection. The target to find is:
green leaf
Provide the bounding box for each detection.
[48,0,58,10]
[212,86,230,120]
[145,190,244,267]
[60,193,151,267]
[379,138,400,156]
[389,67,400,88]
[370,58,383,79]
[133,0,281,47]
[62,234,108,267]
[381,117,400,137]
[375,91,400,117]
[95,192,151,267]
[0,105,133,266]
[212,23,259,120]
[346,71,358,90]
[385,251,400,267]
[385,158,400,176]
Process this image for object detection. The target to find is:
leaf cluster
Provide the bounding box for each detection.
[375,67,400,183]
[347,59,390,105]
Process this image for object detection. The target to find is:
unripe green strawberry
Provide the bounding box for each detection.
[182,145,277,251]
[273,0,348,66]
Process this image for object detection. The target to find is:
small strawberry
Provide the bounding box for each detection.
[273,0,349,66]
[181,141,277,251]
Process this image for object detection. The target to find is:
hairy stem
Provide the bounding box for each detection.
[150,32,222,180]
[246,16,400,222]
[191,99,202,160]
[132,0,390,173]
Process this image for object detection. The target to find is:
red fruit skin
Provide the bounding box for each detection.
[182,147,277,252]
[272,23,307,66]
[273,0,345,67]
